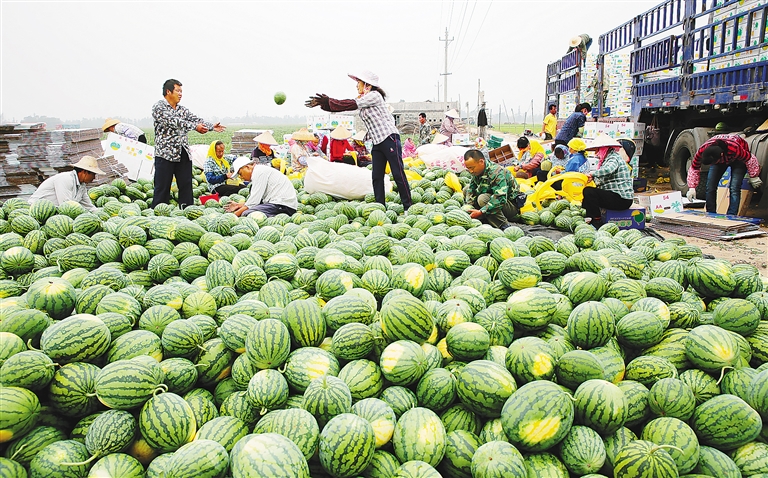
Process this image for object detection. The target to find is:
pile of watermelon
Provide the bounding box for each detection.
[0,165,767,478]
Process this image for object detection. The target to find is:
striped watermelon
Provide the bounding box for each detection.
[392,407,447,467]
[505,287,557,332]
[713,298,761,336]
[501,380,574,452]
[164,439,229,478]
[472,440,527,476]
[640,416,700,474]
[351,398,397,449]
[252,408,320,460]
[686,258,736,298]
[281,299,326,348]
[28,439,89,477]
[95,359,160,410]
[647,377,696,421]
[558,425,606,475]
[693,445,742,478]
[690,394,762,450]
[48,362,101,417]
[245,318,291,369]
[0,386,40,443]
[381,293,434,343]
[574,379,628,435]
[107,329,163,363]
[229,433,309,478]
[566,301,615,349]
[685,324,741,373]
[283,347,340,394]
[72,410,136,466]
[380,340,428,386]
[40,314,111,364]
[195,416,249,453]
[139,392,197,453]
[505,336,556,384]
[497,256,542,290]
[455,360,516,418]
[26,277,77,320]
[555,350,606,390]
[612,439,678,478]
[161,319,204,358]
[3,425,66,468]
[319,413,376,477]
[0,351,55,391]
[246,368,288,415]
[416,368,457,413]
[338,359,383,400]
[323,294,375,330]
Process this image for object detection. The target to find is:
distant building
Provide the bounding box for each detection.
[389,101,460,128]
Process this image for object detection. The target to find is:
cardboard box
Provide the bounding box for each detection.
[633,178,648,192]
[452,133,471,146]
[602,204,646,230]
[635,191,684,218]
[715,166,753,215]
[488,144,515,164]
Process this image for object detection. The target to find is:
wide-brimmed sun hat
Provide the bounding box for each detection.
[101,118,120,132]
[330,125,353,140]
[445,109,460,118]
[432,133,449,144]
[352,130,367,142]
[291,128,315,142]
[231,157,254,178]
[585,133,621,150]
[72,156,106,175]
[570,34,591,48]
[253,131,278,145]
[348,70,380,87]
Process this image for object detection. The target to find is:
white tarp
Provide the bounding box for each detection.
[303,156,390,199]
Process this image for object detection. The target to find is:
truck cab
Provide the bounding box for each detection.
[546,0,768,217]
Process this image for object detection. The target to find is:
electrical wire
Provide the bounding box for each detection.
[450,0,479,67]
[449,0,472,66]
[452,0,494,71]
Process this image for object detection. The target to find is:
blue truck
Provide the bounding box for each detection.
[546,0,768,217]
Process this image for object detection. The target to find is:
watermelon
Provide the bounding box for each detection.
[252,408,319,460]
[26,277,77,320]
[139,392,196,453]
[471,440,527,477]
[640,416,700,474]
[613,439,679,478]
[558,425,606,475]
[318,413,376,477]
[455,360,516,418]
[501,380,574,452]
[392,407,447,467]
[40,314,110,364]
[690,394,762,450]
[229,433,310,478]
[0,386,41,443]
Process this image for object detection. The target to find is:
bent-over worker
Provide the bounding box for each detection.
[28,155,104,212]
[102,118,147,143]
[463,149,521,230]
[225,157,298,217]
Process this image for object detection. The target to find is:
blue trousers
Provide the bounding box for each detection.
[705,162,747,215]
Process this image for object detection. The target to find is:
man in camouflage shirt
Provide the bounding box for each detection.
[463,149,520,229]
[418,113,432,145]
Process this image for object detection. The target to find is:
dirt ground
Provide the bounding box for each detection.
[640,167,768,272]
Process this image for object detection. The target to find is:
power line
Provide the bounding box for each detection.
[449,0,471,66]
[453,0,494,72]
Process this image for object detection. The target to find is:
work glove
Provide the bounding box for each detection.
[686,189,696,201]
[305,94,329,109]
[748,176,763,189]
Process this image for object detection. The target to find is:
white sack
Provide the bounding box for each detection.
[416,145,468,172]
[190,144,209,170]
[303,156,390,199]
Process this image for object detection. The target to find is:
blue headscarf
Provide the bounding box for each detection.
[551,144,570,168]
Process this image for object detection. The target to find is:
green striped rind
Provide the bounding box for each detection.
[640,416,700,474]
[195,416,250,453]
[0,351,55,391]
[693,445,742,478]
[729,442,768,477]
[478,418,506,444]
[558,425,606,476]
[166,439,229,478]
[647,377,696,420]
[606,278,647,308]
[679,369,721,406]
[590,341,625,385]
[138,305,180,337]
[623,356,677,388]
[713,298,761,336]
[338,359,383,400]
[0,309,51,344]
[380,340,428,387]
[645,276,684,303]
[181,291,218,320]
[690,394,762,450]
[446,322,490,361]
[84,410,136,462]
[616,311,664,349]
[107,329,163,363]
[471,440,527,477]
[253,408,320,460]
[497,256,542,290]
[393,460,442,477]
[474,307,515,347]
[229,433,310,478]
[159,358,198,396]
[602,427,638,472]
[219,314,258,353]
[351,398,397,449]
[566,301,615,349]
[0,457,27,478]
[642,328,690,372]
[26,278,77,320]
[565,272,608,305]
[48,362,100,417]
[28,440,89,478]
[612,439,678,478]
[139,392,196,453]
[0,386,41,443]
[161,319,204,358]
[390,263,429,297]
[205,260,236,289]
[381,293,434,343]
[333,323,375,361]
[506,337,556,384]
[455,360,516,418]
[95,360,159,410]
[88,453,145,478]
[246,369,289,414]
[438,429,480,477]
[392,407,447,467]
[40,314,111,364]
[283,347,340,393]
[219,391,258,428]
[76,285,114,315]
[555,350,606,390]
[95,292,143,325]
[440,404,482,435]
[574,379,628,436]
[319,413,376,477]
[3,425,65,467]
[684,324,741,373]
[500,380,574,452]
[686,258,736,298]
[195,338,235,388]
[362,450,400,478]
[185,395,218,430]
[245,318,291,369]
[506,287,557,331]
[749,369,768,420]
[282,299,326,348]
[302,375,352,428]
[324,295,375,330]
[523,451,570,477]
[416,368,457,413]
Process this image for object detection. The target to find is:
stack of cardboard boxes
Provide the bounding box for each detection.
[710,0,768,70]
[603,54,634,117]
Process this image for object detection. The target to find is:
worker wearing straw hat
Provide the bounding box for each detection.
[581,133,634,228]
[567,34,592,65]
[28,155,105,212]
[320,125,355,164]
[440,108,461,141]
[305,69,412,210]
[289,127,318,172]
[101,118,147,144]
[251,131,278,167]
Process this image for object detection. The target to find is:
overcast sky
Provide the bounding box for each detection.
[1,0,662,124]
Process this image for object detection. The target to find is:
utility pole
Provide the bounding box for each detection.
[440,28,453,105]
[436,82,440,102]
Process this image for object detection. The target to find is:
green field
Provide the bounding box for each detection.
[489,124,529,135]
[140,125,303,153]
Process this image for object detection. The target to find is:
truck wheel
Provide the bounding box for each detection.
[669,130,708,199]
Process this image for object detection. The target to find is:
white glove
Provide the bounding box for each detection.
[748,176,763,189]
[686,189,696,201]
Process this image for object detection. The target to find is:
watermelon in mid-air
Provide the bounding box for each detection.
[274,91,286,105]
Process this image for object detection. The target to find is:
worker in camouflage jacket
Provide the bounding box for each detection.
[463,149,520,230]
